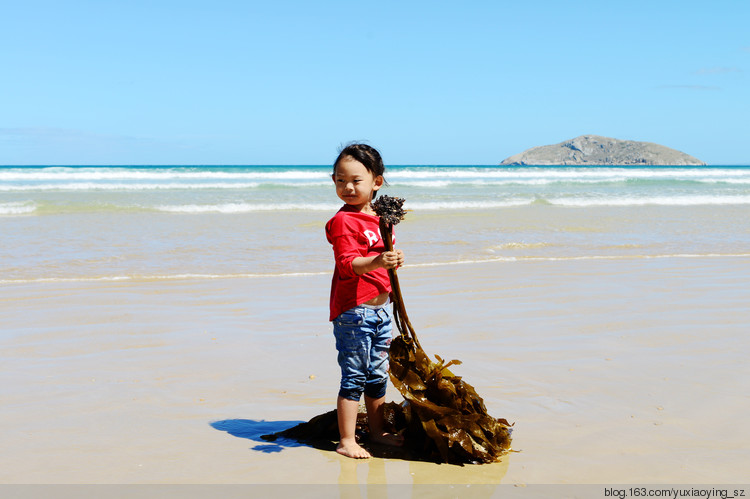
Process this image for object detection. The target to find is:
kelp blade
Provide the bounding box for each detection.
[388,335,512,464]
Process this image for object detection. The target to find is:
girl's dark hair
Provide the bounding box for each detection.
[333,143,386,176]
[332,143,388,199]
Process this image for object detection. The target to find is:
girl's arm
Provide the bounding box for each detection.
[351,250,405,275]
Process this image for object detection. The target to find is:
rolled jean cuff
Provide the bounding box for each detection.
[364,379,387,399]
[338,386,363,401]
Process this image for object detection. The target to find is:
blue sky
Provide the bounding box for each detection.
[1,0,748,165]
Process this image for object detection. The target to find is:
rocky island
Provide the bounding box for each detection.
[500,135,706,166]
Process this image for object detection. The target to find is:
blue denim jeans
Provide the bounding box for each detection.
[332,304,393,401]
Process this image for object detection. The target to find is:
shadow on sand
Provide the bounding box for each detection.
[210,419,335,454]
[210,409,443,462]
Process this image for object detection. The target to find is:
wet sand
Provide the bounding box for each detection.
[1,256,749,485]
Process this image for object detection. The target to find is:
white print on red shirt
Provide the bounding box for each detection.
[363,228,394,248]
[363,229,379,246]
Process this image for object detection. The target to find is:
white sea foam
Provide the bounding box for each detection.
[155,202,340,213]
[0,182,263,191]
[392,178,631,187]
[3,176,747,192]
[0,202,36,215]
[0,177,638,192]
[388,167,750,180]
[0,167,330,181]
[3,166,750,184]
[550,195,750,207]
[406,199,533,210]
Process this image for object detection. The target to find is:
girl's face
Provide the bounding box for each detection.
[332,157,383,213]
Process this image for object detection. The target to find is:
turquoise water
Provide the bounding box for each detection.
[2,165,750,215]
[2,165,750,282]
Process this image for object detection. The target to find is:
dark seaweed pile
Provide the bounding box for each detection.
[372,195,406,225]
[263,195,512,464]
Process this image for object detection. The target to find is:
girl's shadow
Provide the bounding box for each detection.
[210,417,338,454]
[211,408,427,461]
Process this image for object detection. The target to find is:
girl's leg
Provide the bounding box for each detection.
[332,309,371,458]
[363,307,403,446]
[336,396,371,459]
[364,394,404,446]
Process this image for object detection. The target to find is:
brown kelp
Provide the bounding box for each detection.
[263,196,512,464]
[373,195,512,464]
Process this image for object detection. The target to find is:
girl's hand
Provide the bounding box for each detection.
[379,250,405,270]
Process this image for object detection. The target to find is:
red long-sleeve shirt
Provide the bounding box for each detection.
[325,205,393,321]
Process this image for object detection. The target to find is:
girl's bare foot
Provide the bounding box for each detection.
[370,431,404,447]
[336,438,371,459]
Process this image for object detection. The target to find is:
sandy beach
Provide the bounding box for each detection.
[2,256,749,486]
[3,165,750,496]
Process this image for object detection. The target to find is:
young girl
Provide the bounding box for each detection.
[325,143,405,459]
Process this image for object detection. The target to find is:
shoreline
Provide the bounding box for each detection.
[3,250,750,286]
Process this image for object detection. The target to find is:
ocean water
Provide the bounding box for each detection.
[2,165,750,282]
